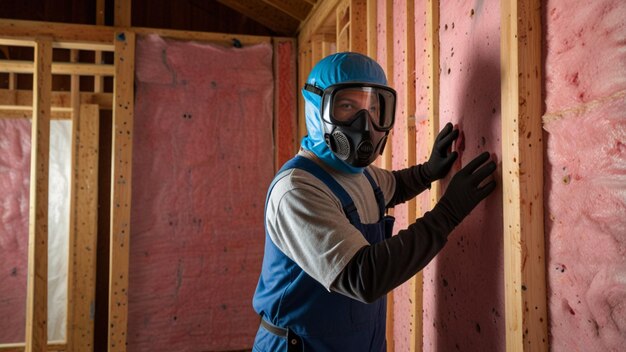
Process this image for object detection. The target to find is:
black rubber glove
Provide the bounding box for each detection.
[423,122,460,182]
[436,151,497,225]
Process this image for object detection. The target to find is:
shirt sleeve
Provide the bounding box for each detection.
[266,169,369,290]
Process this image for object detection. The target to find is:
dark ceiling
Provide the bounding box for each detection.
[0,0,318,37]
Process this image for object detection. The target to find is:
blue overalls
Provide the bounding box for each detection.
[252,156,395,351]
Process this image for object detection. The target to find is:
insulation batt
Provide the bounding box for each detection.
[0,120,71,343]
[128,35,274,351]
[543,0,626,351]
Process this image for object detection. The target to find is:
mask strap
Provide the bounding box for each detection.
[303,83,324,97]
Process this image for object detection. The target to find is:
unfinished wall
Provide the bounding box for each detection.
[0,119,71,343]
[424,0,504,351]
[127,35,275,351]
[543,0,626,351]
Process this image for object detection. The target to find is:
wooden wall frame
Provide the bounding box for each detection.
[299,0,548,351]
[501,0,548,350]
[0,15,296,352]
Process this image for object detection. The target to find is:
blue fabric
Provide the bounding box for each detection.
[301,52,388,174]
[252,156,395,352]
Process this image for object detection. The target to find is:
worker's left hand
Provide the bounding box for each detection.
[423,122,459,182]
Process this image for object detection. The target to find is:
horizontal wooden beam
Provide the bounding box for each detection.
[0,60,114,76]
[0,19,273,48]
[0,89,113,110]
[0,343,66,352]
[0,38,114,51]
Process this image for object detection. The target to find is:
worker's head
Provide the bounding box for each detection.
[301,52,396,173]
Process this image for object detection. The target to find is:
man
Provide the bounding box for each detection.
[252,52,496,351]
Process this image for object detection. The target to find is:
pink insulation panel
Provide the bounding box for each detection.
[0,119,30,344]
[129,35,275,351]
[423,1,505,351]
[543,0,626,350]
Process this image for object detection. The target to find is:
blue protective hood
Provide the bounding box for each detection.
[300,52,389,174]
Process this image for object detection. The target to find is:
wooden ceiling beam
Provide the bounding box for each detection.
[217,0,300,36]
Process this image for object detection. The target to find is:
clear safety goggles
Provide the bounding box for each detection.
[305,83,397,131]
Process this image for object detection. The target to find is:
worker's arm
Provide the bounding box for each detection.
[387,123,459,208]
[331,152,496,304]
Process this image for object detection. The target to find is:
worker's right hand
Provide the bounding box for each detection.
[436,151,497,224]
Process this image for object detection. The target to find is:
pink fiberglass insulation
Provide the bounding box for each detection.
[424,0,505,351]
[129,35,274,351]
[543,0,626,350]
[275,40,297,167]
[0,119,30,344]
[0,120,71,344]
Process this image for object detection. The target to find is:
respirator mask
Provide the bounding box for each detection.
[305,82,397,167]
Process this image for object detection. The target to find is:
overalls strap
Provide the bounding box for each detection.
[363,169,386,221]
[272,155,362,226]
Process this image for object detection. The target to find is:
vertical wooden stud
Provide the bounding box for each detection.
[109,31,135,352]
[366,0,377,59]
[67,102,99,352]
[383,1,396,348]
[114,0,131,27]
[349,0,367,54]
[501,0,548,351]
[94,0,105,93]
[297,43,312,142]
[25,37,52,352]
[426,0,440,204]
[401,1,422,350]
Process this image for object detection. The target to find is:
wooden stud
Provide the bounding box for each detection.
[94,0,106,92]
[348,0,367,54]
[67,104,99,352]
[108,31,135,352]
[366,0,377,59]
[114,0,132,27]
[297,42,312,142]
[382,1,395,349]
[335,1,350,53]
[401,1,422,351]
[25,37,52,352]
[501,0,548,351]
[380,0,394,172]
[426,0,440,205]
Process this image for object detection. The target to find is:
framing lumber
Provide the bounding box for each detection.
[382,1,395,349]
[500,0,548,351]
[25,37,52,352]
[297,42,312,142]
[401,1,422,350]
[67,104,99,352]
[426,0,440,205]
[0,90,113,111]
[0,343,65,352]
[348,0,367,54]
[114,0,132,27]
[366,0,377,59]
[0,19,271,48]
[298,0,342,44]
[0,60,115,76]
[108,31,135,352]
